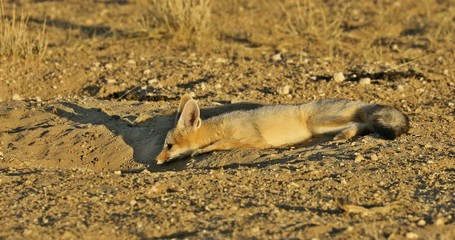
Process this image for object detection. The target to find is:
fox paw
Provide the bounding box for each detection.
[333,133,351,143]
[191,149,202,157]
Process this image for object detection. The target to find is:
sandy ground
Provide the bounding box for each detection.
[1,0,454,239]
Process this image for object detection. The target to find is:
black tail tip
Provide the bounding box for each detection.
[373,115,410,140]
[374,125,398,140]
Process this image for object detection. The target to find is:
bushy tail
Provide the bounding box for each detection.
[359,105,410,140]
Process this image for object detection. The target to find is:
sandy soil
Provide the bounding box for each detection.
[1,0,454,239]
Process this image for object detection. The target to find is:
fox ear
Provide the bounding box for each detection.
[177,99,201,129]
[175,94,194,124]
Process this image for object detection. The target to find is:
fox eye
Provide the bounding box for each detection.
[166,143,173,150]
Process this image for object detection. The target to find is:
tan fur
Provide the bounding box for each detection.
[155,95,409,164]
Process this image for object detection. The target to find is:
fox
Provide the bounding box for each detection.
[155,94,409,164]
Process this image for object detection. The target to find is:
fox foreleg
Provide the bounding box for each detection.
[191,139,270,157]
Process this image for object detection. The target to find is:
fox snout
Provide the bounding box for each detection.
[155,149,170,165]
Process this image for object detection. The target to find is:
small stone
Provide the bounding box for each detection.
[435,217,446,226]
[214,83,222,89]
[370,154,379,161]
[149,183,168,194]
[448,102,454,107]
[215,57,228,63]
[200,83,207,91]
[143,69,151,75]
[129,200,137,206]
[127,59,136,65]
[105,78,116,84]
[272,53,282,62]
[114,170,122,175]
[358,78,371,85]
[392,44,400,52]
[333,72,345,83]
[147,78,158,85]
[406,232,419,239]
[35,96,42,102]
[105,63,113,69]
[354,155,364,163]
[417,219,426,226]
[277,85,291,95]
[395,85,404,91]
[12,94,22,101]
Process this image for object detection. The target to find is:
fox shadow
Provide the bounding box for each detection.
[49,101,266,172]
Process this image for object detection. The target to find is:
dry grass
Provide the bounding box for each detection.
[278,0,348,57]
[137,0,212,46]
[0,1,47,62]
[431,4,455,44]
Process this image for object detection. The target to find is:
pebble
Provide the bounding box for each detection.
[214,83,222,89]
[149,183,168,194]
[127,59,136,65]
[147,78,158,85]
[129,200,137,206]
[272,53,282,62]
[358,78,371,85]
[199,83,207,91]
[354,155,364,162]
[114,170,122,175]
[12,94,22,101]
[417,219,426,226]
[105,78,116,84]
[143,69,151,75]
[370,154,379,161]
[277,85,291,95]
[333,72,345,83]
[406,232,419,239]
[105,63,113,70]
[392,44,400,52]
[435,217,446,225]
[215,57,228,63]
[395,85,405,91]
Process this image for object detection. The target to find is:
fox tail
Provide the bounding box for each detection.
[359,105,410,140]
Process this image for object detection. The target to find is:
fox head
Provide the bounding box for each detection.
[156,94,202,164]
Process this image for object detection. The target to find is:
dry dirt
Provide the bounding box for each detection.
[1,0,454,239]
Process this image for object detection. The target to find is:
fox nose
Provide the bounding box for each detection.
[155,151,167,165]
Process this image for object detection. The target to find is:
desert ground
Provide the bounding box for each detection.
[0,0,454,239]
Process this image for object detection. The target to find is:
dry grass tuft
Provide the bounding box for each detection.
[0,1,47,61]
[431,5,455,44]
[278,0,348,57]
[137,0,212,46]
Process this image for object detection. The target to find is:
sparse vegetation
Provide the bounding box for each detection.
[0,1,47,61]
[278,0,348,57]
[137,0,212,46]
[432,4,455,44]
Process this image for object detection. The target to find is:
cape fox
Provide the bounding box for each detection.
[156,94,409,164]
